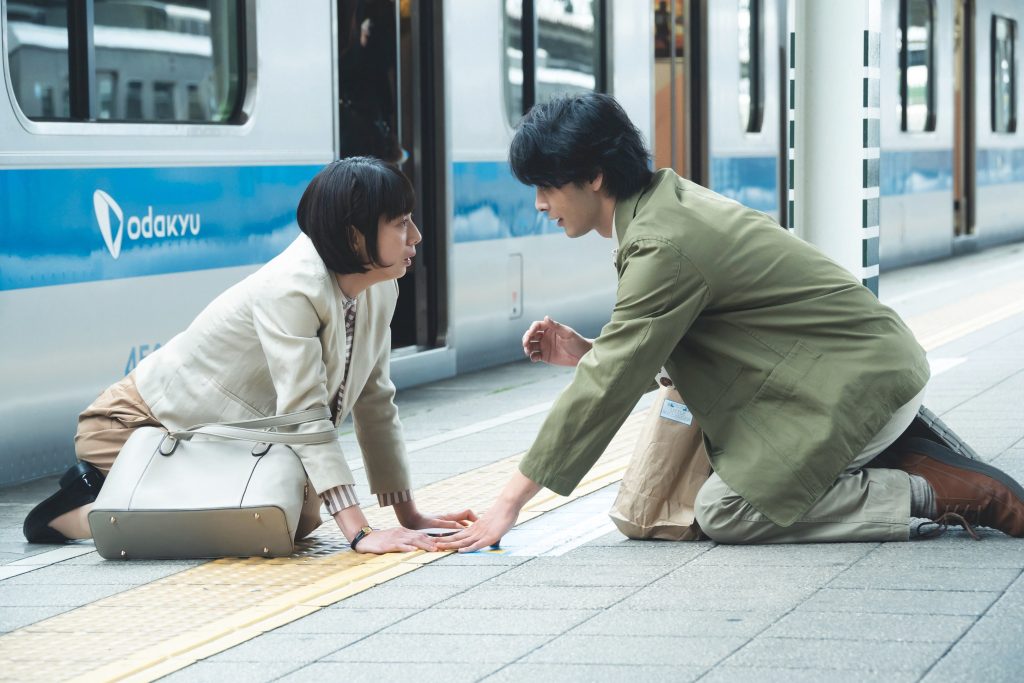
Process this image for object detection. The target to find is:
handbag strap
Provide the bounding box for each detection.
[186,406,332,431]
[164,406,337,447]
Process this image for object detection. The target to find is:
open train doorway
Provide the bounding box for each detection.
[336,0,446,352]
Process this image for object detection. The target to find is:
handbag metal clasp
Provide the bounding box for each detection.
[251,442,271,457]
[159,435,179,456]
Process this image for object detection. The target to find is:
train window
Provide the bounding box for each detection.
[992,16,1018,134]
[535,0,603,105]
[738,0,764,133]
[5,1,71,119]
[504,0,605,126]
[897,0,936,133]
[5,0,246,124]
[504,0,526,126]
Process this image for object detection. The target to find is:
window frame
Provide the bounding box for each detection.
[502,0,608,130]
[898,0,937,133]
[991,14,1018,134]
[2,0,257,133]
[739,0,765,134]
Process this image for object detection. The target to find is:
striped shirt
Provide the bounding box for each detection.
[319,289,411,516]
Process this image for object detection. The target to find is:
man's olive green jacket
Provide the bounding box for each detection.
[519,169,929,526]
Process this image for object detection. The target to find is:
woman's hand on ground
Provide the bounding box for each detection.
[352,526,438,554]
[393,498,477,530]
[400,508,478,531]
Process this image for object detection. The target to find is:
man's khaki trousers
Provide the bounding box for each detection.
[74,374,324,539]
[694,389,926,544]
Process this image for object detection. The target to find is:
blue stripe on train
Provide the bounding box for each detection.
[0,164,321,291]
[451,156,781,244]
[880,147,1024,196]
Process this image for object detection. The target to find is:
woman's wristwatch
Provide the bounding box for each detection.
[350,526,374,551]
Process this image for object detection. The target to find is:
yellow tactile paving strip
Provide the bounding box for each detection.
[0,414,644,683]
[906,278,1024,351]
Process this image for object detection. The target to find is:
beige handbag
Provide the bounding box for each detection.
[89,407,337,560]
[609,388,712,541]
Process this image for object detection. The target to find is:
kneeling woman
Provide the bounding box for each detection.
[25,157,474,554]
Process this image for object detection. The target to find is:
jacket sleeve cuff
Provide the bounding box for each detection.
[377,489,412,507]
[320,484,359,516]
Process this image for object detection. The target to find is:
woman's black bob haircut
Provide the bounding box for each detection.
[509,92,654,200]
[296,156,415,274]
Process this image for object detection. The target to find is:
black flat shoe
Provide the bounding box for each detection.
[23,462,105,543]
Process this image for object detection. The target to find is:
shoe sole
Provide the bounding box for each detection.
[900,436,1024,502]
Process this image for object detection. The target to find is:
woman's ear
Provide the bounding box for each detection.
[348,226,368,261]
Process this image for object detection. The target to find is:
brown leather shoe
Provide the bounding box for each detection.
[886,437,1024,538]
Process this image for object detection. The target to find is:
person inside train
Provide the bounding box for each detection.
[439,92,1024,551]
[24,156,475,553]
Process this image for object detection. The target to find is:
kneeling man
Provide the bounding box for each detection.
[440,93,1024,550]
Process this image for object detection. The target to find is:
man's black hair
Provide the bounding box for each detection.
[509,93,654,199]
[297,156,415,274]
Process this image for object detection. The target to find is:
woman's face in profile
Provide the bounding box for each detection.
[372,212,421,280]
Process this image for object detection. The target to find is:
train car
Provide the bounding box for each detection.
[3,0,1023,487]
[0,0,648,485]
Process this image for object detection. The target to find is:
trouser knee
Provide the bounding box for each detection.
[694,475,747,544]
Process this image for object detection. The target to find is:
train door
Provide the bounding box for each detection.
[953,0,976,238]
[336,0,446,351]
[652,0,707,183]
[653,0,784,219]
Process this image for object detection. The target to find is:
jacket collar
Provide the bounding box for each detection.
[613,178,656,248]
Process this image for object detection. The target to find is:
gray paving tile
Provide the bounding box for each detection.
[765,611,974,642]
[829,565,1020,592]
[922,640,1024,682]
[386,607,597,636]
[0,605,69,633]
[522,634,744,666]
[1,562,194,585]
[382,564,508,587]
[856,537,1024,568]
[691,543,875,567]
[658,564,843,589]
[796,588,999,616]
[545,544,709,566]
[429,552,532,567]
[619,585,813,613]
[722,637,948,671]
[272,608,416,635]
[438,585,627,610]
[702,667,920,683]
[483,663,701,683]
[159,660,301,683]
[488,562,668,587]
[330,583,466,609]
[277,661,503,683]
[0,583,131,607]
[205,632,359,663]
[958,615,1024,644]
[986,585,1024,616]
[323,633,548,663]
[571,608,775,638]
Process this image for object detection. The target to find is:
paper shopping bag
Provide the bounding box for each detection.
[609,387,712,541]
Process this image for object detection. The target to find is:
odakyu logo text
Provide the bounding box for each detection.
[92,190,201,260]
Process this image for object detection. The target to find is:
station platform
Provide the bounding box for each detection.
[2,242,1024,683]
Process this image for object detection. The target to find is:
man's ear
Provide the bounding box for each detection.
[588,172,605,194]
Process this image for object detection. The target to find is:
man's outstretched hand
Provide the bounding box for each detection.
[434,499,519,552]
[522,316,593,367]
[435,471,544,553]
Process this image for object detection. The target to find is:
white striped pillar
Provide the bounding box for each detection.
[789,0,882,295]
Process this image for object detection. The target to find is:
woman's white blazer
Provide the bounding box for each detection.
[133,234,409,496]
